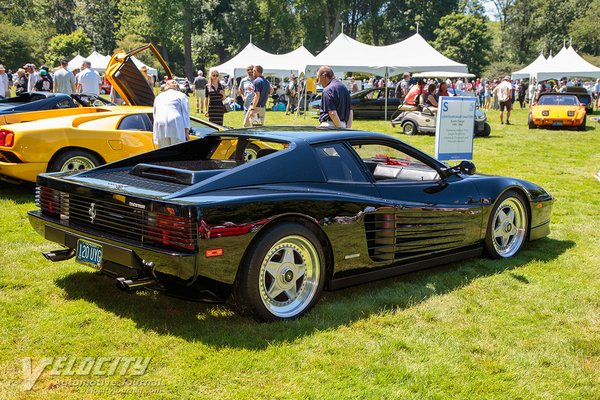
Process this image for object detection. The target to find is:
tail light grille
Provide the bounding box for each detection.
[35,186,197,252]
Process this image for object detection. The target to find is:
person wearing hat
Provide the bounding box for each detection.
[0,65,9,98]
[53,59,76,94]
[34,69,53,92]
[492,76,513,125]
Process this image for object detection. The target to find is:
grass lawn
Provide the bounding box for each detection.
[0,105,598,399]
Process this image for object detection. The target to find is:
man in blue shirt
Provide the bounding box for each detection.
[317,66,353,128]
[244,65,271,127]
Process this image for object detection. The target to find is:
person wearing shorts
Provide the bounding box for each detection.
[493,76,514,124]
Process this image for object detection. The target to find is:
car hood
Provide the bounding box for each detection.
[105,44,172,107]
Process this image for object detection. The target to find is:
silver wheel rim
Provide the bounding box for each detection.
[244,147,258,162]
[59,156,96,172]
[492,197,526,257]
[404,123,414,134]
[258,235,320,318]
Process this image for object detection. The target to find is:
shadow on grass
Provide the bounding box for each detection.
[55,237,573,350]
[0,181,36,204]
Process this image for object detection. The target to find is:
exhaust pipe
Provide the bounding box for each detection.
[42,249,76,262]
[116,276,157,291]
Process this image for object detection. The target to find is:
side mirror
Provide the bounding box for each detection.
[459,160,476,175]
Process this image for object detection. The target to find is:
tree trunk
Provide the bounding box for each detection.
[182,1,193,80]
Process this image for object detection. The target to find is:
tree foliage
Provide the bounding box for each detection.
[433,13,492,76]
[46,28,93,67]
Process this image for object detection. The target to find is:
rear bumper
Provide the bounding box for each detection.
[28,210,196,283]
[0,161,47,183]
[531,117,584,127]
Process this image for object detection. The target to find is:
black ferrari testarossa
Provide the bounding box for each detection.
[29,127,553,321]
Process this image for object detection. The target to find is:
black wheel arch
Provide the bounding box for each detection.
[236,213,335,287]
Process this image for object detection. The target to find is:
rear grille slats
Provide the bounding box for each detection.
[37,186,197,252]
[365,211,468,262]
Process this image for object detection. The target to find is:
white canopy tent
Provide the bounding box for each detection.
[304,33,468,77]
[131,56,158,77]
[212,43,317,78]
[535,46,600,81]
[413,71,475,79]
[511,52,548,80]
[67,54,86,71]
[86,51,109,72]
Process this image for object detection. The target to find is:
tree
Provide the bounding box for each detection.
[74,0,119,55]
[0,23,38,69]
[46,29,92,67]
[569,0,600,56]
[433,13,492,76]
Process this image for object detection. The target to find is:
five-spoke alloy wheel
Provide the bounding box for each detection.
[485,190,528,258]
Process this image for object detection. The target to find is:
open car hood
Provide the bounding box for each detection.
[105,44,172,107]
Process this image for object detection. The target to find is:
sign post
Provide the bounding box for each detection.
[435,96,477,161]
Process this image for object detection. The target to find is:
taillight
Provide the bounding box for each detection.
[0,129,14,147]
[36,186,60,217]
[541,110,549,116]
[567,111,575,117]
[145,212,196,251]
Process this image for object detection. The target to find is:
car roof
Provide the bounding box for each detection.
[205,126,395,144]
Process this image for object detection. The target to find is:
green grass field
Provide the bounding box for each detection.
[1,106,599,399]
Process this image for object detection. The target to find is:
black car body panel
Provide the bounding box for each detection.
[0,92,113,116]
[28,127,553,305]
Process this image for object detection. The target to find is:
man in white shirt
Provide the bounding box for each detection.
[0,65,8,98]
[492,76,514,125]
[53,59,76,94]
[76,61,102,94]
[26,64,40,92]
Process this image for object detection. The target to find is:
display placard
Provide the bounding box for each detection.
[434,96,476,161]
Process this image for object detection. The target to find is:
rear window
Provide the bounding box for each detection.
[538,95,579,106]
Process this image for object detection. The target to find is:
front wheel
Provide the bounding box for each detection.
[48,150,103,173]
[484,190,528,259]
[232,223,325,321]
[402,121,417,135]
[480,123,491,137]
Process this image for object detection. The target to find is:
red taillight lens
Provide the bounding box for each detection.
[36,186,60,217]
[145,212,196,251]
[0,129,15,147]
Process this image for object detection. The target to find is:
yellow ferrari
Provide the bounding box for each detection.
[0,44,224,183]
[528,93,587,130]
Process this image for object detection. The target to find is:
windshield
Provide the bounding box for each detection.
[538,95,579,106]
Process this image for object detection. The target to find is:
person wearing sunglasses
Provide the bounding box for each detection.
[204,68,225,125]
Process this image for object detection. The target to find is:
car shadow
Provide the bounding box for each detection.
[0,181,36,204]
[54,237,573,350]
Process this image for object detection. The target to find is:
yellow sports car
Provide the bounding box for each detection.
[528,93,587,130]
[0,107,223,183]
[0,44,225,183]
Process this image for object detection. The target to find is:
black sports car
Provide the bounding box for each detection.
[0,92,113,115]
[28,128,553,321]
[310,88,401,119]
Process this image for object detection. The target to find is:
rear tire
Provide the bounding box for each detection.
[48,150,103,173]
[402,121,417,135]
[528,114,537,129]
[484,190,528,259]
[481,123,491,137]
[232,223,325,321]
[578,115,586,131]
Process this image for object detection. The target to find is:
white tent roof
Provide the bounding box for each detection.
[212,43,316,78]
[413,71,475,79]
[511,53,548,80]
[86,51,109,72]
[535,46,600,81]
[67,54,86,71]
[305,33,468,77]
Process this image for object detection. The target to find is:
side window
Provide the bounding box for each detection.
[314,143,366,182]
[54,99,73,109]
[190,119,218,136]
[118,114,151,131]
[350,143,440,182]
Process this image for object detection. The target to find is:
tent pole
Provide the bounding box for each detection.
[384,67,389,121]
